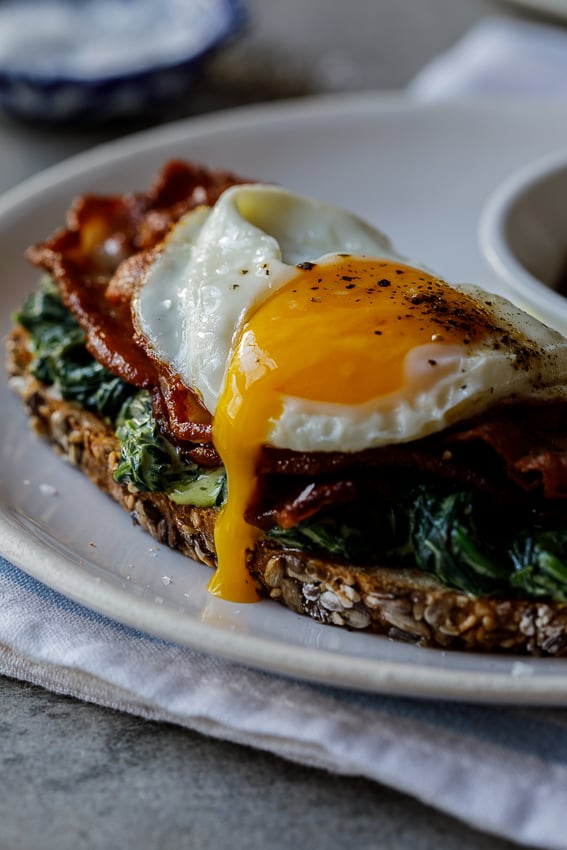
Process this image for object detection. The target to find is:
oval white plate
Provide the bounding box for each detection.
[4,94,567,703]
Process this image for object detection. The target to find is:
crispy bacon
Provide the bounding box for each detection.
[247,478,362,529]
[150,376,212,444]
[26,160,246,459]
[249,403,567,528]
[452,403,567,499]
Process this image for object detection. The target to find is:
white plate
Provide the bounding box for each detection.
[4,93,567,704]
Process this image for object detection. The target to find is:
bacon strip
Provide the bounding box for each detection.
[452,404,567,499]
[26,160,246,459]
[250,403,567,528]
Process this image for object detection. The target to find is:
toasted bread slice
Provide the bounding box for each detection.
[7,325,567,656]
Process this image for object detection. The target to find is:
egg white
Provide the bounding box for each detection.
[134,184,567,454]
[133,183,404,415]
[269,283,567,452]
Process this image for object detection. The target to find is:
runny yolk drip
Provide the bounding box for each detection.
[209,257,493,602]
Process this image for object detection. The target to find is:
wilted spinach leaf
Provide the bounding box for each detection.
[114,391,226,507]
[510,529,567,602]
[15,277,134,421]
[410,488,511,596]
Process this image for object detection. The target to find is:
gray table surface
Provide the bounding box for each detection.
[0,1,550,848]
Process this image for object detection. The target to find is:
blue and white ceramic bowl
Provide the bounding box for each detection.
[0,0,246,122]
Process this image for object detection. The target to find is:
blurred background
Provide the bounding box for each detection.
[0,0,557,194]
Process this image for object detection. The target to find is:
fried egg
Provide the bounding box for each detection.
[134,184,567,602]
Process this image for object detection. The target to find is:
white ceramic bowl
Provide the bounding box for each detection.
[480,150,567,335]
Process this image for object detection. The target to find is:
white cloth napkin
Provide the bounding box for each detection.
[408,15,567,98]
[5,14,567,850]
[2,552,567,850]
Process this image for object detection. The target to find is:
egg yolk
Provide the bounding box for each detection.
[210,257,492,602]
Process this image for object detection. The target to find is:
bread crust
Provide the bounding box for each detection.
[7,326,567,656]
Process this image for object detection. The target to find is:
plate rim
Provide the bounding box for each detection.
[3,510,566,705]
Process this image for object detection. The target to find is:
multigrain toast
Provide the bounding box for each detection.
[8,325,567,657]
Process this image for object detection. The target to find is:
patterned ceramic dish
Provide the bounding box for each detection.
[0,0,246,122]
